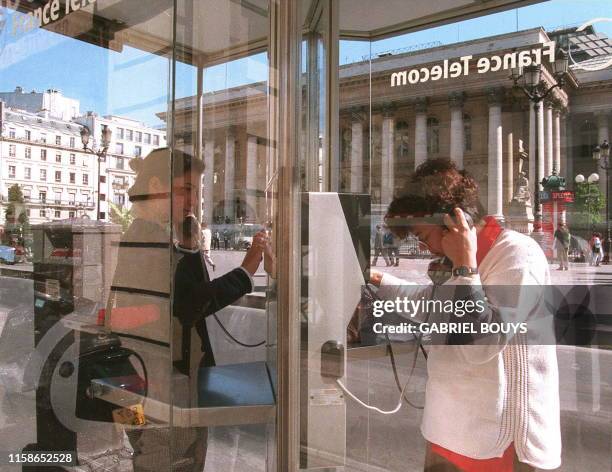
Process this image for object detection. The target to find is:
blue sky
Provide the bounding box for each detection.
[0,0,610,127]
[340,0,612,64]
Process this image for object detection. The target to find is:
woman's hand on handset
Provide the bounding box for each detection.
[441,208,477,269]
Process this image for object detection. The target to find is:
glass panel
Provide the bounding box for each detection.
[300,0,612,471]
[300,2,359,470]
[303,2,327,193]
[170,1,273,471]
[0,1,175,470]
[1,0,277,469]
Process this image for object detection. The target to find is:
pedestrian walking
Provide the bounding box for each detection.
[382,226,397,267]
[201,221,216,271]
[553,222,571,270]
[223,229,230,250]
[212,230,220,250]
[388,232,401,267]
[590,232,604,266]
[372,225,390,266]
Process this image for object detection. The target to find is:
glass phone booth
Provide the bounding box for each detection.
[2,1,609,471]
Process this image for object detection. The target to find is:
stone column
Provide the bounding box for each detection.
[537,101,545,194]
[505,130,514,205]
[414,97,428,168]
[545,101,554,177]
[597,112,609,196]
[246,135,258,222]
[449,92,465,169]
[553,107,562,174]
[203,132,215,225]
[562,112,572,184]
[224,127,236,221]
[381,108,395,206]
[350,109,364,193]
[529,101,536,204]
[487,88,504,220]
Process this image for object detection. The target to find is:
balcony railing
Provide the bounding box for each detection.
[1,135,85,153]
[112,181,130,191]
[4,197,96,209]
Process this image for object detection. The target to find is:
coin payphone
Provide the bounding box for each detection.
[21,220,145,470]
[300,192,370,468]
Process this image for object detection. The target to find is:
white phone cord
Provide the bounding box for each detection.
[335,328,424,414]
[335,374,411,415]
[337,285,428,415]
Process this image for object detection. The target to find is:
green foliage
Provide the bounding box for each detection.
[7,184,24,203]
[109,202,133,234]
[4,184,28,226]
[3,184,29,246]
[570,182,605,229]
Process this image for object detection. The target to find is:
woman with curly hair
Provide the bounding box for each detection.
[371,158,560,472]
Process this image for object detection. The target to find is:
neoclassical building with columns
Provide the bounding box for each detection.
[166,24,611,234]
[340,26,611,231]
[164,83,268,226]
[338,27,584,225]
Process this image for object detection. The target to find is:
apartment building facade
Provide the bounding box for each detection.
[0,91,167,228]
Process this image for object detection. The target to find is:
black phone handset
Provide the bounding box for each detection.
[448,207,474,229]
[433,207,474,229]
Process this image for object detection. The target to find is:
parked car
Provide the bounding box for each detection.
[211,223,264,250]
[0,245,25,264]
[234,223,267,250]
[234,235,253,250]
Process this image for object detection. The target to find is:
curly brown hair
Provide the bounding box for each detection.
[392,158,484,221]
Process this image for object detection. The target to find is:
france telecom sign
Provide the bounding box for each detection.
[390,41,557,87]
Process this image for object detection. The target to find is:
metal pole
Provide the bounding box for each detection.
[195,59,204,222]
[588,184,592,233]
[270,0,301,469]
[607,161,611,263]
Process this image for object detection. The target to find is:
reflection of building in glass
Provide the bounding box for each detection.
[164,25,610,234]
[162,84,267,226]
[73,112,167,221]
[0,103,94,224]
[337,26,611,231]
[0,87,80,122]
[0,91,167,226]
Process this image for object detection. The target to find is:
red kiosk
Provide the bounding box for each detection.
[539,173,574,259]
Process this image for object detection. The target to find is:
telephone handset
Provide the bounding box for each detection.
[443,207,474,229]
[385,207,474,230]
[424,208,474,230]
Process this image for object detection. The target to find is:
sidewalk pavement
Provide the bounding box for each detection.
[374,258,612,285]
[5,252,612,286]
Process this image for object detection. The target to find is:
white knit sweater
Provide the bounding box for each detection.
[378,229,561,469]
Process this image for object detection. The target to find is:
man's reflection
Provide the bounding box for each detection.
[108,147,268,471]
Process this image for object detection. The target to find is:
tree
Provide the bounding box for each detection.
[109,202,133,234]
[570,182,604,232]
[3,184,29,244]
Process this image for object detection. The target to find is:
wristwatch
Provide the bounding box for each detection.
[452,266,478,277]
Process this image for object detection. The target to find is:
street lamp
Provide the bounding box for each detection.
[80,125,111,221]
[575,173,600,233]
[510,48,569,231]
[592,139,611,261]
